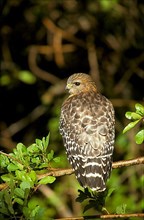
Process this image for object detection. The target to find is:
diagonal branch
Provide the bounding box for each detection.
[37,157,144,180]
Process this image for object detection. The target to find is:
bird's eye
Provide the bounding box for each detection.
[74,82,81,86]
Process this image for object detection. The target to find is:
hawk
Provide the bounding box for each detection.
[59,73,115,191]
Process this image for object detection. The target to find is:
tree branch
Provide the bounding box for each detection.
[112,157,144,168]
[55,213,144,219]
[37,157,144,180]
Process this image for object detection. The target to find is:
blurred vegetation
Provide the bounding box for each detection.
[0,0,144,218]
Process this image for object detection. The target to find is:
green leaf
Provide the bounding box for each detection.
[0,154,9,168]
[47,150,54,161]
[131,112,142,120]
[8,159,24,171]
[3,190,10,205]
[29,170,37,182]
[23,188,30,207]
[12,149,18,156]
[45,134,50,149]
[16,143,27,154]
[38,176,56,185]
[25,174,34,185]
[27,143,40,153]
[7,163,19,172]
[135,103,144,116]
[14,162,24,170]
[125,111,132,119]
[14,188,25,199]
[16,170,26,181]
[125,112,142,120]
[0,191,10,215]
[1,174,12,182]
[31,157,41,165]
[123,120,140,133]
[42,134,50,151]
[20,181,31,190]
[135,130,144,144]
[16,171,34,186]
[36,138,43,149]
[53,157,60,163]
[38,162,49,169]
[14,197,24,205]
[8,180,15,197]
[18,70,36,84]
[0,205,10,215]
[4,190,14,214]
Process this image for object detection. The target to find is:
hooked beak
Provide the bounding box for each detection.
[65,83,72,91]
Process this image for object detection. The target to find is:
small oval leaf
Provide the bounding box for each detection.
[14,197,24,205]
[1,174,12,182]
[47,150,54,161]
[20,181,31,190]
[38,176,56,185]
[131,112,142,120]
[7,163,19,172]
[123,120,140,133]
[16,143,27,153]
[14,188,25,199]
[125,112,132,119]
[29,170,37,182]
[53,157,60,163]
[135,130,144,144]
[135,103,144,115]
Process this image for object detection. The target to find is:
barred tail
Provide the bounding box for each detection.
[70,155,112,192]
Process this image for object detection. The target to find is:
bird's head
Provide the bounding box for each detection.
[66,73,97,95]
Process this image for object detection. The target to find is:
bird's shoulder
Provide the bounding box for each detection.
[61,91,112,113]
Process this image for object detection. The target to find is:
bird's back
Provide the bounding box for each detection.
[60,83,115,192]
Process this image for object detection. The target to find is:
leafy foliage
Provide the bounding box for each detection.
[0,134,59,219]
[123,103,144,144]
